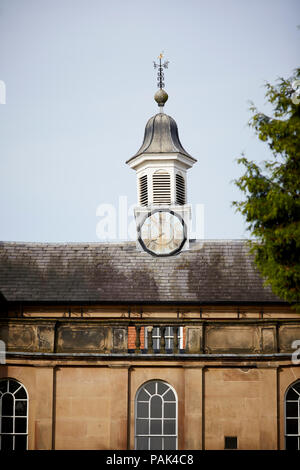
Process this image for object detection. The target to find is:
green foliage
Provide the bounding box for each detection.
[233,68,300,310]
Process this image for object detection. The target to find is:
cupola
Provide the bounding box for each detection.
[127,54,197,256]
[126,112,196,206]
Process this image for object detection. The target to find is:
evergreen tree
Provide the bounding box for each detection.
[233,68,300,310]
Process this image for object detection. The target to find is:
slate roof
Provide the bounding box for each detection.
[0,240,282,304]
[126,113,197,163]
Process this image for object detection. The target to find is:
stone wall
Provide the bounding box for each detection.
[1,318,300,354]
[1,361,299,450]
[1,306,299,450]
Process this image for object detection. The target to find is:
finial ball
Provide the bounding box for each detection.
[154,88,168,107]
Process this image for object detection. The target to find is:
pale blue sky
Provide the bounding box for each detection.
[0,0,299,242]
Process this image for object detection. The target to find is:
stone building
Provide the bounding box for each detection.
[0,76,299,451]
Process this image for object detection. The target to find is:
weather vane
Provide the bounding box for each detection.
[153,52,169,89]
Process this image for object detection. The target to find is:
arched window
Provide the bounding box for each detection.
[0,378,28,450]
[153,171,171,204]
[285,379,300,450]
[135,380,177,450]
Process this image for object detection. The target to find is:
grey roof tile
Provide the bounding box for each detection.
[0,240,282,303]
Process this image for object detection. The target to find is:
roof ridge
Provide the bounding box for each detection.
[0,239,251,246]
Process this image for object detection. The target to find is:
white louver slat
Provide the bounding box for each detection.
[176,174,185,205]
[139,175,148,206]
[153,172,171,204]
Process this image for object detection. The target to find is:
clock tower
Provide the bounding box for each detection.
[126,55,197,256]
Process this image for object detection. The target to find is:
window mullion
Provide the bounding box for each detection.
[136,380,177,450]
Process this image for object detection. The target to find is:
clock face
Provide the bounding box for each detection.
[138,210,186,256]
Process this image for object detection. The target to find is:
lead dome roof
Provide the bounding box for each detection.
[127,112,196,163]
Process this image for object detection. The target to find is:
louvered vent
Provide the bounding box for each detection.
[176,174,185,205]
[139,175,148,206]
[153,172,171,204]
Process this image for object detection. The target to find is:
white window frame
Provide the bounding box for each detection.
[135,380,178,450]
[285,380,300,450]
[144,326,184,351]
[0,378,29,450]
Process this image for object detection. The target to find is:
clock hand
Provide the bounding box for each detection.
[152,232,165,241]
